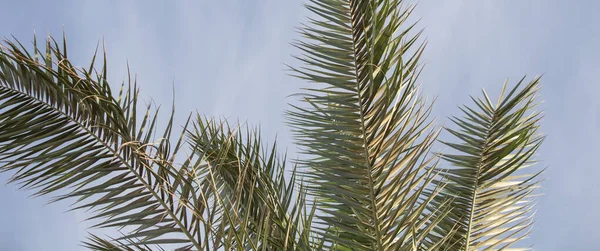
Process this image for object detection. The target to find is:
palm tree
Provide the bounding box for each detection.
[0,0,544,250]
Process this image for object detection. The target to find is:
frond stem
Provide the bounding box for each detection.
[348,1,383,249]
[464,111,496,249]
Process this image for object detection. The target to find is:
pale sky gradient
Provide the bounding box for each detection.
[0,1,597,250]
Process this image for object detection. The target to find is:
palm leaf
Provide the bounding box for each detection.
[0,35,205,249]
[82,233,166,251]
[185,117,315,250]
[288,0,447,249]
[427,77,544,250]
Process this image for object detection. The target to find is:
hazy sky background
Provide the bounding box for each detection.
[0,0,597,250]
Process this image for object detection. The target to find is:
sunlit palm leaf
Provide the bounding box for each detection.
[288,0,447,249]
[427,77,544,250]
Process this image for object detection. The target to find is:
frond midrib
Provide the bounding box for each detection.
[463,110,496,250]
[346,2,385,249]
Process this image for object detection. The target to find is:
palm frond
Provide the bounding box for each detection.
[82,233,166,251]
[0,35,201,249]
[427,77,544,250]
[185,117,315,250]
[288,0,446,249]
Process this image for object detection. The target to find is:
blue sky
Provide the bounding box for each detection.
[0,0,597,250]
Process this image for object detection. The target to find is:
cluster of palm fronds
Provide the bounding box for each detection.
[0,0,545,250]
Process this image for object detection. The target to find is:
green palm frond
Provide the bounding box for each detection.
[288,0,447,249]
[184,117,315,250]
[0,35,206,249]
[427,77,544,250]
[82,234,166,251]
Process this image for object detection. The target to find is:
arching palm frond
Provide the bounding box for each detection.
[183,117,315,250]
[287,0,448,249]
[426,77,544,250]
[0,35,207,249]
[82,234,166,251]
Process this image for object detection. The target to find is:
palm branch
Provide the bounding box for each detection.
[0,34,209,249]
[426,77,544,250]
[82,233,166,251]
[287,0,449,249]
[185,117,315,250]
